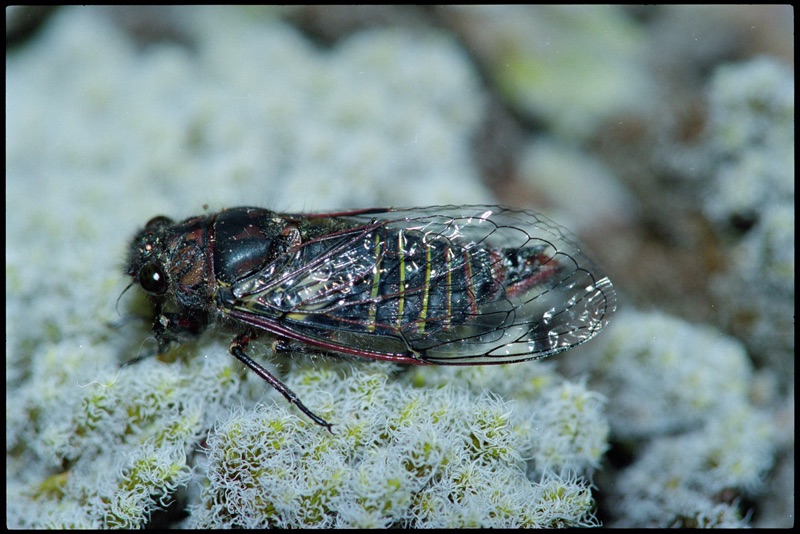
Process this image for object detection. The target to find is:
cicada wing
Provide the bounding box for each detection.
[228,222,384,313]
[228,206,616,364]
[355,206,616,364]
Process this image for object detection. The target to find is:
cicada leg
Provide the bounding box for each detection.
[270,338,321,356]
[123,308,205,367]
[229,333,334,433]
[152,311,205,353]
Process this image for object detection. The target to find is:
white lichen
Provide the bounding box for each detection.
[6,7,605,528]
[573,310,777,527]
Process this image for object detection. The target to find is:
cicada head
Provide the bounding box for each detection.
[127,214,214,310]
[127,215,173,295]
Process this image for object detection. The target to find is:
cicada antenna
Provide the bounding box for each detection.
[116,281,135,317]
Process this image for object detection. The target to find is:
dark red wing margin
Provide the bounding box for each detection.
[225,308,430,364]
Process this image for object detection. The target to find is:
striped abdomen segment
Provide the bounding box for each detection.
[355,227,498,337]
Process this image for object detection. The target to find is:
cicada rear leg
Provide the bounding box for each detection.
[230,333,334,433]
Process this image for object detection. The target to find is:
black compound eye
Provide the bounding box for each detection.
[139,261,169,295]
[145,215,174,232]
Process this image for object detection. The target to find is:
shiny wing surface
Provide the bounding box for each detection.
[228,206,616,364]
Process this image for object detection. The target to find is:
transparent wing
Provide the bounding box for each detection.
[226,205,616,364]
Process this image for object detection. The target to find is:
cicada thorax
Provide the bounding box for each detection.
[210,208,355,284]
[160,216,216,309]
[211,208,287,285]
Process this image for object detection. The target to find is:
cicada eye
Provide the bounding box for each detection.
[139,261,169,295]
[145,215,174,231]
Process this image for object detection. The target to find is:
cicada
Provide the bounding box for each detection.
[126,205,616,430]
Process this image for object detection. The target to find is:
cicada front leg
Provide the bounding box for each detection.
[151,310,206,354]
